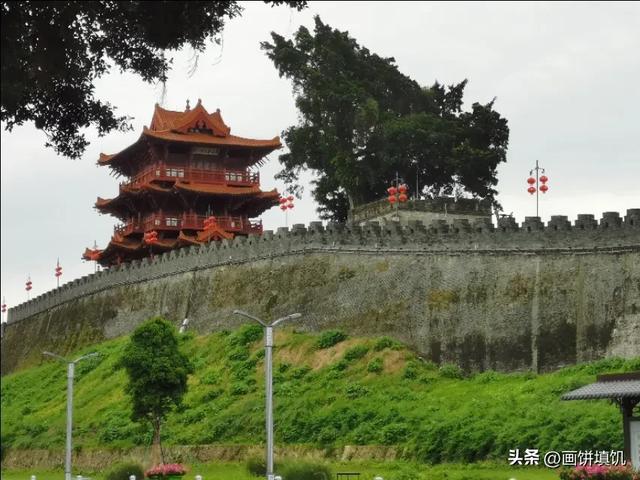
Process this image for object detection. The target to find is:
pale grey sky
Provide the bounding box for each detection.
[1,1,639,312]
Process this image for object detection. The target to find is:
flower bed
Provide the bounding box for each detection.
[145,463,187,479]
[559,464,640,480]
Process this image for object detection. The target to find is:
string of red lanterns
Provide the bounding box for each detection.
[55,258,63,288]
[1,297,7,315]
[526,175,549,194]
[25,276,33,300]
[387,175,409,222]
[279,195,295,211]
[143,230,159,259]
[387,183,409,204]
[143,230,159,245]
[279,195,295,227]
[526,160,549,217]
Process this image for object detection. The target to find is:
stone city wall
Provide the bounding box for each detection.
[2,209,639,375]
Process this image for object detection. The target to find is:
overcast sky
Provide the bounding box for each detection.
[1,1,639,313]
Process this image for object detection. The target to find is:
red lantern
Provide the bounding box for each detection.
[287,195,294,202]
[25,278,32,291]
[539,175,548,183]
[55,263,62,278]
[398,184,408,194]
[527,177,536,185]
[398,193,408,203]
[287,203,294,209]
[527,186,536,195]
[540,184,549,193]
[387,186,397,196]
[1,302,6,313]
[279,197,287,204]
[388,195,397,203]
[280,204,287,211]
[144,231,158,245]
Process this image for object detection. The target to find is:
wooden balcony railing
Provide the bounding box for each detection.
[121,164,259,188]
[114,213,263,236]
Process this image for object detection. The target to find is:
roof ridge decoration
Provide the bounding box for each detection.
[150,101,231,137]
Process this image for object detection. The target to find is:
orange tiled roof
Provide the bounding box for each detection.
[174,183,267,196]
[150,101,231,136]
[142,128,281,148]
[99,101,281,167]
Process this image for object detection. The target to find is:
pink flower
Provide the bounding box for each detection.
[145,463,187,478]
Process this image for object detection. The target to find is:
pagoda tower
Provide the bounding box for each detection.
[84,100,281,266]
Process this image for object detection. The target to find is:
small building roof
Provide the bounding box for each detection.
[561,372,640,401]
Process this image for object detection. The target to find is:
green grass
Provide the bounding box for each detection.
[2,325,638,465]
[0,461,559,480]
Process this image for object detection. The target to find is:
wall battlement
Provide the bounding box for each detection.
[6,209,640,326]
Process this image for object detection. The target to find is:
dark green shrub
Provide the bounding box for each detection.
[229,324,264,347]
[381,423,409,445]
[316,330,347,349]
[343,344,369,361]
[345,383,369,399]
[373,336,401,351]
[403,361,419,379]
[182,408,206,425]
[228,346,250,362]
[367,357,383,373]
[439,363,464,379]
[474,370,500,383]
[202,388,223,401]
[278,362,292,373]
[104,462,144,480]
[246,456,267,476]
[329,359,349,372]
[280,461,332,480]
[290,365,312,379]
[230,382,250,396]
[98,412,135,442]
[200,370,220,385]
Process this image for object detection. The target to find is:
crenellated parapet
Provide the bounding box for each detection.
[6,209,640,325]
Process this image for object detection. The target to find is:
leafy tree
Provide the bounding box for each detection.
[262,17,509,221]
[120,317,193,463]
[1,0,307,158]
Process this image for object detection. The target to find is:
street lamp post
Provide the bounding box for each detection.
[42,351,99,480]
[233,310,302,480]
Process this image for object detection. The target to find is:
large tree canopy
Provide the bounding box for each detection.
[262,16,509,221]
[1,0,306,158]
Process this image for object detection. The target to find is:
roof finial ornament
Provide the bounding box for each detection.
[185,99,190,111]
[197,98,202,106]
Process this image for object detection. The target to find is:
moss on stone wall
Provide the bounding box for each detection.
[427,289,460,311]
[3,247,639,375]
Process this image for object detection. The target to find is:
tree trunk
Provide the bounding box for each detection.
[149,418,164,466]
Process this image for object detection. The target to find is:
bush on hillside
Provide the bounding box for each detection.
[344,344,369,361]
[374,336,401,351]
[367,357,383,373]
[229,323,264,347]
[439,363,464,379]
[403,361,419,379]
[104,462,144,480]
[316,330,347,349]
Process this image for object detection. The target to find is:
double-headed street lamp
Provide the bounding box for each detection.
[233,310,302,480]
[42,351,99,480]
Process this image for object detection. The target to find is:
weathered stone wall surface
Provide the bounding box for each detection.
[2,210,640,374]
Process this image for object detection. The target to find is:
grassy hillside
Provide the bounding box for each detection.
[2,325,638,463]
